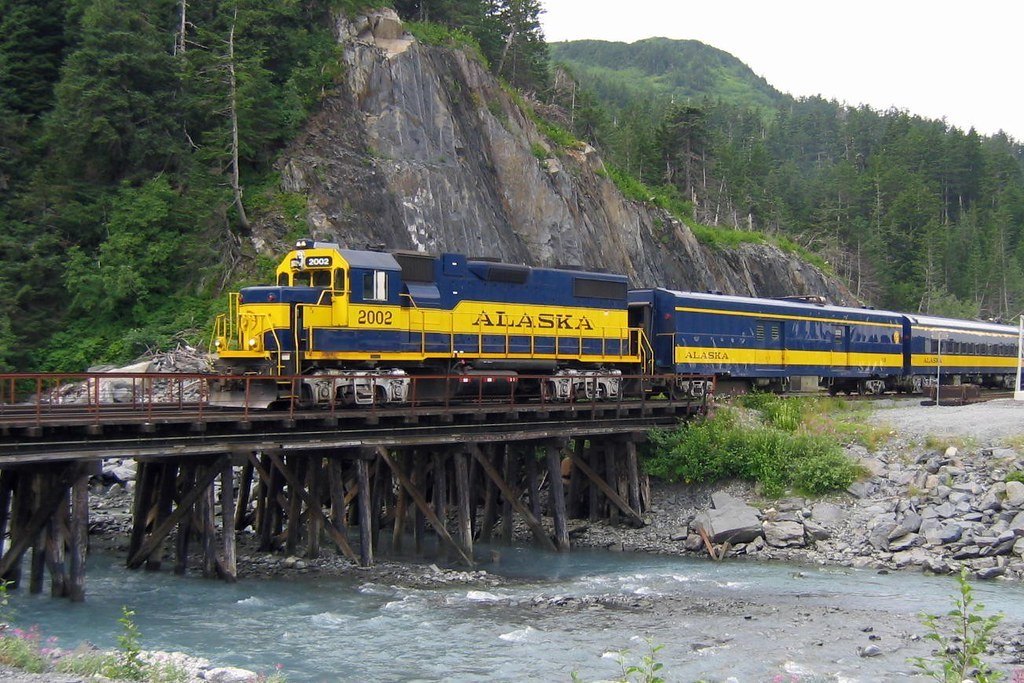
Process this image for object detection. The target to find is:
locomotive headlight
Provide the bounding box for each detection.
[214,339,222,349]
[247,338,257,349]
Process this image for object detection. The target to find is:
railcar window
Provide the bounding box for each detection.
[364,271,388,301]
[312,271,331,287]
[294,272,312,286]
[278,273,288,286]
[483,264,529,284]
[573,277,627,300]
[335,269,346,292]
[929,339,938,354]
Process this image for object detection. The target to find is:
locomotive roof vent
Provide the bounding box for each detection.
[294,237,341,250]
[774,294,827,305]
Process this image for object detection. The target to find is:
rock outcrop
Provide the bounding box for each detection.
[260,9,853,303]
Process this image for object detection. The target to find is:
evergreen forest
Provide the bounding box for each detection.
[0,0,1021,373]
[549,38,1024,321]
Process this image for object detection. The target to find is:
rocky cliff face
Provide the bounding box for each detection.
[264,10,852,304]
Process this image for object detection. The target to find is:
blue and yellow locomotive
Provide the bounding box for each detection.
[211,239,662,406]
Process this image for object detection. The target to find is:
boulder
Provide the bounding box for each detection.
[924,523,963,546]
[1010,510,1024,531]
[204,667,259,683]
[867,522,898,551]
[847,481,875,499]
[810,502,843,525]
[892,547,931,568]
[888,533,925,552]
[975,566,1007,580]
[889,512,923,539]
[763,520,806,548]
[1006,481,1024,507]
[692,492,762,544]
[803,520,830,541]
[103,460,137,484]
[859,457,887,478]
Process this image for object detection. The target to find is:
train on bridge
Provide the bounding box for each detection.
[210,238,1020,407]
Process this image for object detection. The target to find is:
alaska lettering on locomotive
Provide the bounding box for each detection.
[473,311,595,331]
[683,350,730,361]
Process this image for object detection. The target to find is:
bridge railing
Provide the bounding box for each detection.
[0,372,213,424]
[0,371,711,427]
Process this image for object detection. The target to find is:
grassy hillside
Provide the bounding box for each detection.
[549,37,782,112]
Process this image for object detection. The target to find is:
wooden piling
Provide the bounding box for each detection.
[625,439,642,515]
[148,462,178,571]
[45,492,69,597]
[605,445,620,525]
[432,451,448,562]
[478,446,498,544]
[391,453,408,553]
[175,463,196,575]
[286,456,305,555]
[454,452,473,557]
[412,455,426,555]
[220,462,237,581]
[546,445,570,551]
[234,460,254,532]
[356,457,374,567]
[524,448,542,522]
[306,456,322,559]
[200,468,218,578]
[500,445,514,545]
[68,465,89,602]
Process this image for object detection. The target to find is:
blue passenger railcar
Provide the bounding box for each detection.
[904,314,1018,389]
[628,289,906,393]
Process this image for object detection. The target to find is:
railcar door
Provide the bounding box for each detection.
[830,325,850,370]
[628,302,654,369]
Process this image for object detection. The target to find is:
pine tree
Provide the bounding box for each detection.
[46,0,181,183]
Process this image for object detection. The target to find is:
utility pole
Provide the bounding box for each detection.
[1015,317,1023,402]
[935,336,943,407]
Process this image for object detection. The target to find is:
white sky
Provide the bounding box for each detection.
[541,0,1024,141]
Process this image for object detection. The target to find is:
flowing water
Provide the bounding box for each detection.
[10,548,1024,682]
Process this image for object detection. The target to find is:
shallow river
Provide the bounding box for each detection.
[11,548,1024,682]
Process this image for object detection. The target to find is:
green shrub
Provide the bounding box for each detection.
[0,628,47,673]
[792,436,864,494]
[909,569,1004,683]
[1005,471,1024,484]
[645,407,859,497]
[738,392,804,431]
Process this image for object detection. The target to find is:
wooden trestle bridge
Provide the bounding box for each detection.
[0,372,707,601]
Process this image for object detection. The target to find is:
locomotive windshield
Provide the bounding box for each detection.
[278,269,335,287]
